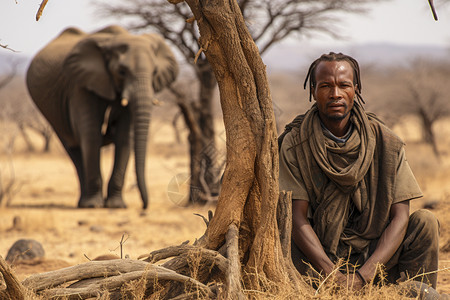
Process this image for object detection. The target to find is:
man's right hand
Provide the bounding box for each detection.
[334,272,365,290]
[292,200,337,275]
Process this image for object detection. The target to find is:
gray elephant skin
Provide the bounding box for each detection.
[26,25,179,209]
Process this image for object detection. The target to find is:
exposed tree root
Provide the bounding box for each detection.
[11,220,254,299]
[139,241,227,274]
[40,269,214,299]
[20,258,216,299]
[0,255,26,300]
[0,193,304,300]
[225,223,245,300]
[23,259,149,292]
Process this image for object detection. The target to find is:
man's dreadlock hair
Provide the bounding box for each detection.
[303,52,365,105]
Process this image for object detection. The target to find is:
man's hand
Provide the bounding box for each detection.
[292,200,337,275]
[293,200,369,291]
[333,272,365,290]
[292,200,409,291]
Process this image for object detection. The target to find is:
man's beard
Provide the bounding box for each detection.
[325,102,349,121]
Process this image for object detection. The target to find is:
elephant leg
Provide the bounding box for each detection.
[105,109,130,208]
[71,90,105,208]
[79,142,103,208]
[64,146,87,205]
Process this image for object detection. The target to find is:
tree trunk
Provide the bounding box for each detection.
[170,85,221,205]
[18,124,35,152]
[418,107,440,158]
[183,0,306,292]
[188,60,221,205]
[43,132,51,152]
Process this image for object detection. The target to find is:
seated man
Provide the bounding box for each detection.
[278,52,439,290]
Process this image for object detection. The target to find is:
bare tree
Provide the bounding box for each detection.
[0,75,54,153]
[98,0,382,205]
[0,155,21,207]
[0,59,19,90]
[0,62,24,205]
[393,59,450,157]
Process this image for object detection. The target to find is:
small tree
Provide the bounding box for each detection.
[396,58,450,158]
[0,156,20,207]
[0,75,54,153]
[0,59,18,90]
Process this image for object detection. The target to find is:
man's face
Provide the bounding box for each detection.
[312,60,356,122]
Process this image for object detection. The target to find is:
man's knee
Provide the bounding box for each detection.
[409,209,439,239]
[399,209,440,289]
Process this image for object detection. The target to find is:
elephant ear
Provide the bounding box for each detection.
[64,37,116,100]
[143,34,179,93]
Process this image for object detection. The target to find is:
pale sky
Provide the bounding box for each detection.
[0,0,449,57]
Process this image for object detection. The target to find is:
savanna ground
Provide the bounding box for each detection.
[1,102,450,297]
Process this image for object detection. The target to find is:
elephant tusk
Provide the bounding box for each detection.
[101,105,112,136]
[152,99,161,106]
[121,98,129,107]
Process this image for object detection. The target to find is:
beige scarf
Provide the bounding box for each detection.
[291,103,404,258]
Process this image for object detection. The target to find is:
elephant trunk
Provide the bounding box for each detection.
[129,74,153,209]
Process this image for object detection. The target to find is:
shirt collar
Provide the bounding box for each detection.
[320,121,354,143]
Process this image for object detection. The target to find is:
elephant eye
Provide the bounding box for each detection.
[118,65,127,77]
[116,44,128,53]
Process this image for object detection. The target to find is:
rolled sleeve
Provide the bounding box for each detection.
[393,147,423,203]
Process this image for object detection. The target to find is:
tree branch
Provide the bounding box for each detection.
[428,0,438,20]
[36,0,49,21]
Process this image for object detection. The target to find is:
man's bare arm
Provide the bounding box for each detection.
[292,200,337,276]
[357,201,410,282]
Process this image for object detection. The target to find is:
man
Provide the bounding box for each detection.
[279,52,439,290]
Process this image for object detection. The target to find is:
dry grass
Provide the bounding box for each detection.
[12,267,447,299]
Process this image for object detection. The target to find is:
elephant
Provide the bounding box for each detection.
[26,25,179,209]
